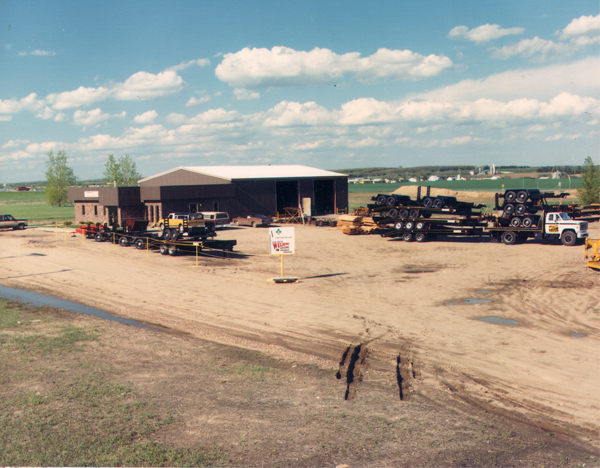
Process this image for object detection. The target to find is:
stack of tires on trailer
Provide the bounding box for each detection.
[496,189,545,229]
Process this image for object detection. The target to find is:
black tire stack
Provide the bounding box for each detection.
[500,189,541,228]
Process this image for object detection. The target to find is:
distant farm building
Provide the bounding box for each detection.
[69,165,348,225]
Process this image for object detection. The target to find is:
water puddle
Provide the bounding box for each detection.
[571,333,585,338]
[445,302,457,306]
[0,285,158,330]
[476,290,491,294]
[478,317,519,325]
[463,298,492,304]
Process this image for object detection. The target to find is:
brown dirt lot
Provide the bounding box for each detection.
[0,217,599,466]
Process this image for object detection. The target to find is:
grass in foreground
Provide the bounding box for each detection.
[0,299,223,467]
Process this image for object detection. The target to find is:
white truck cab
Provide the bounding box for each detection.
[544,212,588,245]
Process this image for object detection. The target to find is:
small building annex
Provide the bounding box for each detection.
[69,165,348,225]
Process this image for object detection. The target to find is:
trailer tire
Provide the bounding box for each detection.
[394,222,403,230]
[409,209,420,219]
[415,232,427,242]
[416,221,426,230]
[388,209,399,219]
[501,231,518,245]
[95,233,104,242]
[170,229,179,241]
[160,244,168,255]
[404,221,415,230]
[515,204,527,215]
[135,239,146,250]
[376,195,387,206]
[399,209,409,219]
[432,198,443,209]
[516,190,528,202]
[386,196,397,206]
[168,245,178,256]
[504,190,517,203]
[163,229,171,241]
[522,217,533,228]
[510,217,521,227]
[503,204,515,215]
[561,230,577,246]
[422,197,433,208]
[119,236,129,247]
[402,233,414,242]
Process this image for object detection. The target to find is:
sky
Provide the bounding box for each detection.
[0,0,599,183]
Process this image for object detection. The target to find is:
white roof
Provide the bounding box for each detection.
[140,165,347,182]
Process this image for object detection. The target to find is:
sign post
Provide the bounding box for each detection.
[268,227,297,283]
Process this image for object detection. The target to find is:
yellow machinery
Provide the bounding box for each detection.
[585,238,600,271]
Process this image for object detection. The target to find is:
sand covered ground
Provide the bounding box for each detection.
[0,218,598,450]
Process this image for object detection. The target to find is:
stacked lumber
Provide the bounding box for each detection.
[337,215,378,235]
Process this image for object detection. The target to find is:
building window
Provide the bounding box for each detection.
[94,205,98,215]
[103,206,106,215]
[82,205,85,215]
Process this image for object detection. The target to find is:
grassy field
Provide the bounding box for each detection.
[0,191,74,225]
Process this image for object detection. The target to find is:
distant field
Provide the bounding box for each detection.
[0,191,74,225]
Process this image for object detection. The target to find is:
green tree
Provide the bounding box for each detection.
[103,154,142,186]
[45,150,77,207]
[578,156,600,205]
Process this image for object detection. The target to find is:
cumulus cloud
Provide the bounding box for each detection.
[233,88,260,100]
[112,71,184,100]
[448,24,524,44]
[18,49,56,56]
[133,110,158,124]
[215,46,452,88]
[72,108,125,127]
[47,86,111,110]
[560,14,600,39]
[185,95,211,107]
[166,58,210,71]
[0,93,44,114]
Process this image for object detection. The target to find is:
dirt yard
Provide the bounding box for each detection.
[0,217,598,465]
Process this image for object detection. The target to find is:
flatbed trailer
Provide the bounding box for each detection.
[148,237,236,256]
[380,217,488,242]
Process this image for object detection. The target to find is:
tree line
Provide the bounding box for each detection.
[44,151,141,207]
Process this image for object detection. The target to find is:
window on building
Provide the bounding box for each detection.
[94,205,98,215]
[82,205,85,215]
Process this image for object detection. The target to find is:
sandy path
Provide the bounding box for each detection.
[1,223,598,446]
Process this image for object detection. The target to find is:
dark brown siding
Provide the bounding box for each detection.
[335,177,349,213]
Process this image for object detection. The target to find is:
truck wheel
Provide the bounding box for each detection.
[501,231,518,245]
[168,245,178,256]
[170,229,179,241]
[561,230,577,246]
[503,204,515,215]
[415,232,426,242]
[386,196,397,206]
[135,239,146,250]
[404,221,415,230]
[251,221,257,228]
[504,190,517,203]
[402,233,414,242]
[387,209,398,219]
[159,223,164,230]
[422,197,433,208]
[95,233,104,242]
[394,222,403,230]
[409,209,420,219]
[416,221,426,230]
[399,209,409,218]
[119,236,129,247]
[432,198,443,209]
[522,217,533,228]
[510,217,521,227]
[18,223,26,230]
[376,195,387,206]
[516,191,528,202]
[160,244,168,255]
[163,229,171,241]
[515,204,528,215]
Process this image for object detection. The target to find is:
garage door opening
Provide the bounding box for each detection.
[314,179,335,215]
[276,181,299,214]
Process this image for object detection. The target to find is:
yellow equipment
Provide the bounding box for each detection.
[585,238,600,271]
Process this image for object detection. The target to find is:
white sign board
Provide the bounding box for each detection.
[269,227,295,255]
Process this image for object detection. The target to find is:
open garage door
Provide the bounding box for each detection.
[314,179,335,215]
[276,181,299,213]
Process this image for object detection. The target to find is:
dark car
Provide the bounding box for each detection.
[231,214,273,227]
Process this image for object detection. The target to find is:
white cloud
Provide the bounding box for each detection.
[112,70,184,100]
[560,14,600,39]
[166,113,187,124]
[0,93,44,114]
[133,110,158,124]
[2,139,29,148]
[0,115,13,121]
[233,88,260,100]
[47,86,111,110]
[448,24,524,44]
[166,58,210,71]
[18,49,56,56]
[185,95,211,107]
[491,37,575,61]
[215,46,452,88]
[72,108,125,127]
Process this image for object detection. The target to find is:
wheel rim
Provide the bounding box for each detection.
[505,191,517,203]
[517,191,528,202]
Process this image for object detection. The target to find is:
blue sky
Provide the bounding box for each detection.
[1,0,599,183]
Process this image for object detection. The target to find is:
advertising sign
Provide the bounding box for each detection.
[269,227,295,255]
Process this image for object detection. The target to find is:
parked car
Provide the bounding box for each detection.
[0,214,28,230]
[232,214,273,227]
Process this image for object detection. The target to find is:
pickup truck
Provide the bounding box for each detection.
[159,212,216,241]
[0,214,28,230]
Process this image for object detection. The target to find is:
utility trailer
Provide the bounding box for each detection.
[379,216,488,242]
[151,238,237,256]
[92,219,151,246]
